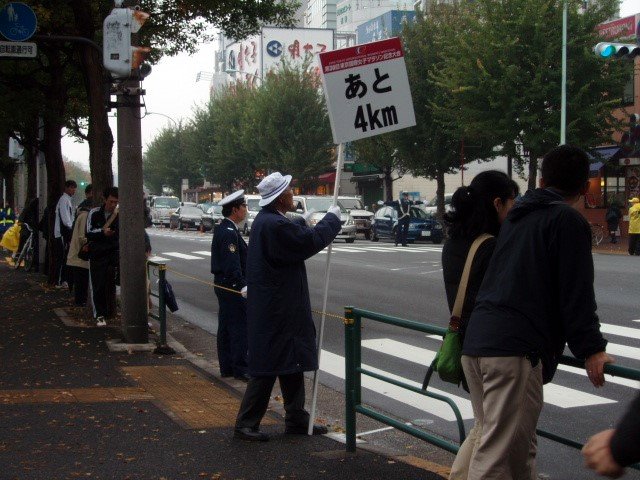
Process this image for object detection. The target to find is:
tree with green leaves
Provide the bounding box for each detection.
[433,0,628,190]
[352,133,405,202]
[393,5,496,217]
[248,63,334,191]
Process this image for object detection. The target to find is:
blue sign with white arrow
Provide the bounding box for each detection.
[0,2,37,42]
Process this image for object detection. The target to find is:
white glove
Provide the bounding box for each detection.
[302,208,316,225]
[327,205,341,219]
[240,286,247,298]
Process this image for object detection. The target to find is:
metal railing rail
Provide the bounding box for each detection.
[147,260,175,355]
[344,306,640,472]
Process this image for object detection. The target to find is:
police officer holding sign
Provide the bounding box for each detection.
[211,190,250,382]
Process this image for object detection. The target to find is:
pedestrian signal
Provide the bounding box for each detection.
[593,42,640,59]
[103,7,150,78]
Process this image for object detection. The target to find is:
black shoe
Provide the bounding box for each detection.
[234,373,251,382]
[234,427,269,442]
[284,424,328,435]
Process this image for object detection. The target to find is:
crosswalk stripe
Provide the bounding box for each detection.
[148,256,170,262]
[423,335,639,389]
[330,247,365,252]
[320,350,474,421]
[192,251,212,256]
[600,323,640,340]
[362,339,616,408]
[162,252,204,260]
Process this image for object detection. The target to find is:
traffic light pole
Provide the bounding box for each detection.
[116,78,148,344]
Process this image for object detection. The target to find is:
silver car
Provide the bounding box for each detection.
[338,196,374,240]
[290,196,357,243]
[242,195,262,235]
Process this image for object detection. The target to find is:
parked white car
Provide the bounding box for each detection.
[241,195,261,235]
[150,195,180,227]
[422,193,454,216]
[338,196,374,240]
[290,196,357,243]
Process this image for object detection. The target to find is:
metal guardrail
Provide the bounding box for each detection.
[344,306,640,471]
[147,260,175,355]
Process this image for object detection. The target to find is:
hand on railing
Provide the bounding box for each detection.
[585,351,615,388]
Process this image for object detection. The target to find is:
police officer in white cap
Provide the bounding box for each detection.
[211,189,250,381]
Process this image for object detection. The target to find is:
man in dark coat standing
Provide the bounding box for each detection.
[211,189,250,381]
[234,172,341,442]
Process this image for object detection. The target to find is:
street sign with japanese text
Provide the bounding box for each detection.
[0,2,37,42]
[0,40,35,57]
[318,37,416,144]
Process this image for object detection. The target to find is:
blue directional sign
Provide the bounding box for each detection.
[0,3,37,42]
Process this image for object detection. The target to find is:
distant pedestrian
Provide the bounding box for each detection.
[605,201,622,244]
[583,392,640,478]
[53,180,77,289]
[77,184,93,212]
[66,203,92,308]
[442,171,519,480]
[211,189,250,382]
[627,197,640,255]
[461,145,613,479]
[234,172,341,442]
[395,191,412,246]
[87,187,119,327]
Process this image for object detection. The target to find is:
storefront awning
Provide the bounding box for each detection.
[350,174,384,183]
[318,172,336,183]
[588,146,621,173]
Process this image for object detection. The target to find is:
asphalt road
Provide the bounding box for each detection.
[147,227,640,480]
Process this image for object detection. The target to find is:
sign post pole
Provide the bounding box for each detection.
[308,36,416,436]
[308,142,344,435]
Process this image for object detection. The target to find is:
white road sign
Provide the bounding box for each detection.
[318,37,416,144]
[0,40,36,58]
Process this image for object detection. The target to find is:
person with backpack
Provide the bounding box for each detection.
[442,171,519,480]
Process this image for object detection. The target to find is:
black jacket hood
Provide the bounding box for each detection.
[508,188,566,222]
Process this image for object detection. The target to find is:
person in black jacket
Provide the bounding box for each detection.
[461,145,614,480]
[211,190,250,382]
[86,187,119,327]
[583,393,640,477]
[442,171,519,480]
[605,201,622,244]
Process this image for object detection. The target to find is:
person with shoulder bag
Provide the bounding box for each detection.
[437,171,520,480]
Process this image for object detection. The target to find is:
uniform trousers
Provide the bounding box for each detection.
[214,288,248,377]
[628,233,640,255]
[90,252,118,318]
[395,216,410,246]
[460,355,543,480]
[53,237,71,286]
[235,372,308,430]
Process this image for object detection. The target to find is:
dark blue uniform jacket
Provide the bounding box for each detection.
[246,206,341,376]
[211,218,247,290]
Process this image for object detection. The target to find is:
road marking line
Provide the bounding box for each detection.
[418,269,444,275]
[330,247,363,252]
[361,339,616,408]
[148,256,170,262]
[192,251,212,256]
[600,323,640,340]
[320,350,474,421]
[162,252,204,260]
[356,426,396,436]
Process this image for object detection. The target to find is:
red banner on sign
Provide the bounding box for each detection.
[597,15,637,40]
[319,37,404,74]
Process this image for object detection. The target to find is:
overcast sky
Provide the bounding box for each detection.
[61,0,638,173]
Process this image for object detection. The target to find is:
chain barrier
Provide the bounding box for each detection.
[163,265,348,322]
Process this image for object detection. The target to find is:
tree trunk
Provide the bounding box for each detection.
[383,166,393,201]
[436,169,446,220]
[72,0,114,205]
[527,153,538,192]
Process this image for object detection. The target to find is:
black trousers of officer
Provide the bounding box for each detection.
[235,372,308,430]
[90,252,117,318]
[395,216,410,246]
[214,287,248,377]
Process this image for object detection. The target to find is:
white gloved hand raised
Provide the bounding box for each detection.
[302,208,316,225]
[327,205,341,219]
[240,286,247,298]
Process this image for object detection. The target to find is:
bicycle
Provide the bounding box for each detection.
[590,223,604,247]
[14,223,35,271]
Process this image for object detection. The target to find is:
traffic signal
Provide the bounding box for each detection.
[593,42,640,60]
[103,7,150,78]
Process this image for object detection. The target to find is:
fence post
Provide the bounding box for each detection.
[153,263,175,355]
[344,306,357,453]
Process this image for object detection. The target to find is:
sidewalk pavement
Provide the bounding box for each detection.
[593,235,631,255]
[0,262,448,480]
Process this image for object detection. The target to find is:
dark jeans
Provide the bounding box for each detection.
[73,267,89,306]
[235,372,308,430]
[53,237,71,286]
[395,217,410,246]
[90,252,118,318]
[629,234,640,255]
[215,288,248,377]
